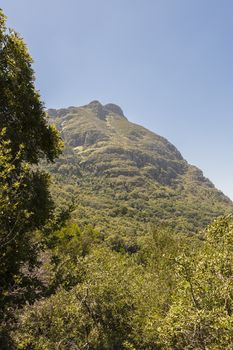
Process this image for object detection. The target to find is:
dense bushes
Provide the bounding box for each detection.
[12,216,233,350]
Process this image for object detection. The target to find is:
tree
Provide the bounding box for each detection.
[0,8,62,346]
[158,215,233,349]
[13,246,161,350]
[0,10,62,163]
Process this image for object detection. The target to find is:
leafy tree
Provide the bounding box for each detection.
[0,9,62,163]
[13,246,162,350]
[158,215,233,349]
[0,9,62,347]
[44,223,102,293]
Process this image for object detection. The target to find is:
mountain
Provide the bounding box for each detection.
[46,101,233,241]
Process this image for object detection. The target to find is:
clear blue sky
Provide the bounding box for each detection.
[1,0,233,199]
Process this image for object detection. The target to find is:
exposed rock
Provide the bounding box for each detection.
[104,103,125,118]
[85,100,107,120]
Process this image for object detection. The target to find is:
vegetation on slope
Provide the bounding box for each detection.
[47,101,233,239]
[13,216,233,350]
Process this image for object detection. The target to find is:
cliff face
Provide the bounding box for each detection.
[47,101,233,236]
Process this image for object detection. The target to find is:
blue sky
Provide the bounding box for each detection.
[1,0,233,199]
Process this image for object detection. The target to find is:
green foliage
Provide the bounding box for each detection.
[13,246,159,350]
[157,215,233,349]
[13,226,193,350]
[0,9,62,347]
[0,9,63,163]
[0,129,39,306]
[45,223,102,291]
[12,212,233,349]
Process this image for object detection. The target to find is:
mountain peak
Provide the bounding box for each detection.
[48,101,126,121]
[88,100,102,107]
[84,100,107,120]
[104,103,125,117]
[83,101,126,120]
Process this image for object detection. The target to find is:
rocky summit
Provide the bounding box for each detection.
[47,101,233,239]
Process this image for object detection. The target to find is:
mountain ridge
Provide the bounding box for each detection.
[46,101,233,239]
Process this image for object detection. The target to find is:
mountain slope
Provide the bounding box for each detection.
[47,101,233,238]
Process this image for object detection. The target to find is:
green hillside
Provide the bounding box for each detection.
[46,101,233,239]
